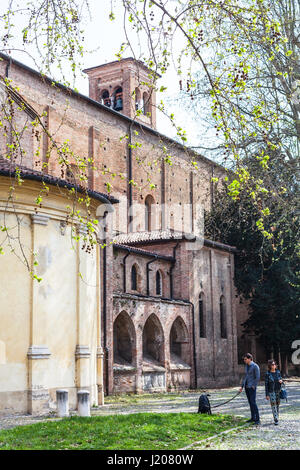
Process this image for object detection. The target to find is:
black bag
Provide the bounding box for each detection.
[197,393,212,414]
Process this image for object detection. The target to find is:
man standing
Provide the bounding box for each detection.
[239,353,261,425]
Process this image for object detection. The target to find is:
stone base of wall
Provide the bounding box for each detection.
[197,374,240,389]
[113,367,137,393]
[169,368,191,390]
[48,386,84,413]
[142,371,166,392]
[0,390,28,416]
[0,386,94,417]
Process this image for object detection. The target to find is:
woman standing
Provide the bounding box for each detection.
[265,359,283,425]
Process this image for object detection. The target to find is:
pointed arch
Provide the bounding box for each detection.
[143,313,165,364]
[113,311,136,365]
[169,316,190,365]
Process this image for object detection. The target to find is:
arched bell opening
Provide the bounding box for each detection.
[113,86,123,111]
[100,89,111,107]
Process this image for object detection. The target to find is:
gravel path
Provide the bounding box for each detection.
[190,381,300,450]
[0,380,299,450]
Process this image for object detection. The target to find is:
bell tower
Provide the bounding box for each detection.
[83,57,157,129]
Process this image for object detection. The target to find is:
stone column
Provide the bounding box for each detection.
[75,224,91,394]
[96,243,104,405]
[77,390,90,417]
[27,213,51,415]
[135,328,144,393]
[56,389,69,417]
[96,347,104,405]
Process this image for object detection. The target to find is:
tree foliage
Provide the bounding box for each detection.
[0,0,299,276]
[118,0,300,236]
[205,156,300,363]
[1,0,90,84]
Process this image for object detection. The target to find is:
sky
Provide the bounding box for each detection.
[0,0,208,147]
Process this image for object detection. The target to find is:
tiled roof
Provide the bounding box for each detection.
[114,230,237,253]
[0,157,119,204]
[114,229,184,245]
[113,242,175,261]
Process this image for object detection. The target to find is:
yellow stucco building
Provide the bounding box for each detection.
[0,160,117,415]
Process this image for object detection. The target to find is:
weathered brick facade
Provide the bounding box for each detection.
[0,53,245,403]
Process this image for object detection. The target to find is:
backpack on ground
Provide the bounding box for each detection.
[197,393,212,414]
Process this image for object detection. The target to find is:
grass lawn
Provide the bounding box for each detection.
[0,412,247,450]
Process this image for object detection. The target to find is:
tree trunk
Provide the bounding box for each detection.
[278,348,282,372]
[281,353,289,377]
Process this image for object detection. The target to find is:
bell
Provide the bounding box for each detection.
[114,97,123,111]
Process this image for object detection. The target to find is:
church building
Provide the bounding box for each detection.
[0,54,250,415]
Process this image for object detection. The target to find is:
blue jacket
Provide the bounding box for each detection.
[265,370,282,396]
[242,361,260,389]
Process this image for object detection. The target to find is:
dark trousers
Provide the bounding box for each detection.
[245,386,260,422]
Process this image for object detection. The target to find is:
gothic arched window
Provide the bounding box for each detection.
[156,270,162,296]
[131,265,138,291]
[145,195,155,232]
[143,92,149,115]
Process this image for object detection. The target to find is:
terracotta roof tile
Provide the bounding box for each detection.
[0,157,118,204]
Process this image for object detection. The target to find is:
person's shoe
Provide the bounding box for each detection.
[253,421,261,425]
[274,419,279,425]
[246,419,254,423]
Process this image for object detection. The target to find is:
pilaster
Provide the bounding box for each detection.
[75,223,91,392]
[27,213,51,415]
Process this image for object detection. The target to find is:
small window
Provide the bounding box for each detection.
[220,295,227,339]
[131,265,137,291]
[156,271,162,296]
[199,293,206,338]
